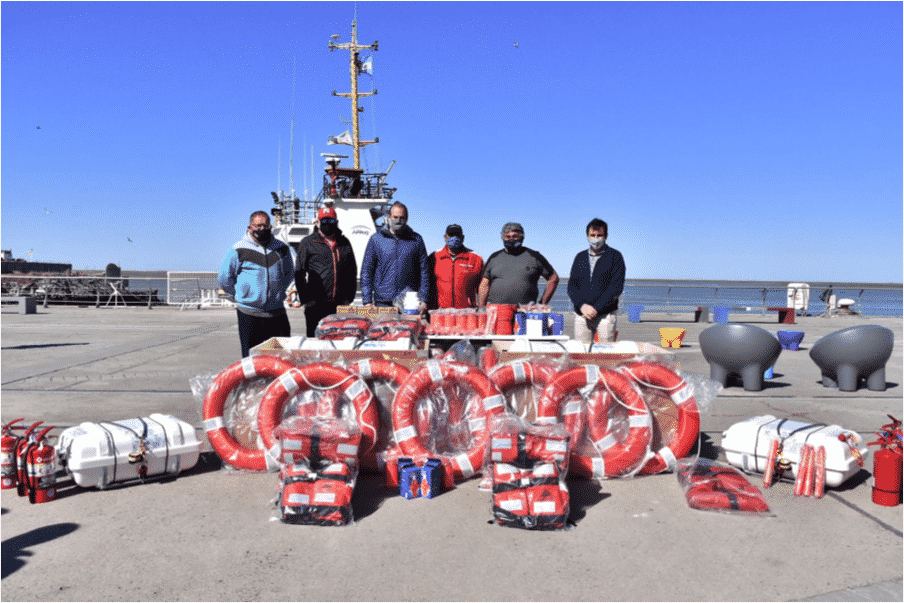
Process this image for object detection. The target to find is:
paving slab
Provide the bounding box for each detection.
[2,307,901,601]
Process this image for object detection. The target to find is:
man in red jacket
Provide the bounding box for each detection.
[428,224,484,309]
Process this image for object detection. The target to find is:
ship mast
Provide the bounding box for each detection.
[329,20,379,170]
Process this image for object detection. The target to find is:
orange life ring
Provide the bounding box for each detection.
[536,364,652,478]
[346,359,411,468]
[392,360,505,482]
[617,361,700,474]
[203,355,296,471]
[488,360,559,418]
[258,363,378,468]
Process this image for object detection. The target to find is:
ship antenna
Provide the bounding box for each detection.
[289,55,297,199]
[277,136,282,199]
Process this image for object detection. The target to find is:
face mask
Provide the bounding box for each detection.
[446,236,463,250]
[503,239,522,251]
[320,220,337,236]
[252,228,272,244]
[388,217,406,232]
[588,236,605,251]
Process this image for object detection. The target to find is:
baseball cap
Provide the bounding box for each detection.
[445,224,464,237]
[318,207,337,220]
[501,222,524,235]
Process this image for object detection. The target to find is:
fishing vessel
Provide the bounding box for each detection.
[269,20,396,265]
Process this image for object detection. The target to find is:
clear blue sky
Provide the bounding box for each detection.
[3,1,901,283]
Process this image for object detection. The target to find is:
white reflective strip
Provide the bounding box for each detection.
[535,416,556,424]
[499,498,523,511]
[288,493,310,504]
[278,371,299,395]
[427,361,444,383]
[513,361,528,384]
[496,463,518,475]
[584,364,600,385]
[492,452,504,461]
[578,383,596,398]
[564,399,582,416]
[659,446,678,471]
[483,394,505,412]
[394,425,417,442]
[346,378,367,399]
[592,456,606,478]
[594,434,616,451]
[533,501,556,514]
[337,443,358,456]
[520,477,531,487]
[545,440,567,453]
[265,446,281,471]
[241,357,257,379]
[203,416,224,432]
[324,463,343,473]
[629,413,651,429]
[533,463,556,477]
[469,416,486,433]
[356,358,373,379]
[454,453,474,477]
[314,492,336,503]
[492,437,513,450]
[283,439,302,451]
[671,383,693,405]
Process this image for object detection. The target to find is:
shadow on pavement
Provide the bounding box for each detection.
[2,522,80,579]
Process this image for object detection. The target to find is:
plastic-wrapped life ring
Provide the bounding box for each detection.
[617,361,700,474]
[392,360,505,482]
[536,364,651,478]
[258,363,378,469]
[346,359,411,469]
[489,359,560,420]
[203,355,296,471]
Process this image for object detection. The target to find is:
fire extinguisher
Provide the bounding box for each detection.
[868,415,902,507]
[27,426,56,504]
[16,421,44,497]
[1,418,26,490]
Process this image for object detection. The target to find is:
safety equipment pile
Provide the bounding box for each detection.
[676,458,772,516]
[3,419,57,504]
[273,415,361,525]
[490,416,571,530]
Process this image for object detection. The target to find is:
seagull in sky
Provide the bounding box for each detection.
[43,207,52,215]
[513,41,519,48]
[127,237,133,243]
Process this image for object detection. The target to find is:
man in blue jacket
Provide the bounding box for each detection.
[218,211,295,357]
[567,218,625,345]
[360,201,429,311]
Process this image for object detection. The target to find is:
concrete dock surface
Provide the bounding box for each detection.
[1,306,901,602]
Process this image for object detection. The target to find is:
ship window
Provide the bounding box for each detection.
[290,227,310,236]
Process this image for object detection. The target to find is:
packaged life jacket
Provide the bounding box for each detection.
[490,427,569,470]
[275,417,361,468]
[279,462,355,526]
[315,315,371,340]
[492,462,569,530]
[676,459,771,515]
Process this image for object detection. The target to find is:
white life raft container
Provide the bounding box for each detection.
[56,414,201,489]
[721,415,867,488]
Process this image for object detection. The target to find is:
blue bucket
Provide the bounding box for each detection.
[777,330,805,351]
[713,306,730,323]
[628,305,643,323]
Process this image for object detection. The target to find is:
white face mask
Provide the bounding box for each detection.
[588,236,605,251]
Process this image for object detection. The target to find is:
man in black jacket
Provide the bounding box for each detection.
[295,206,358,337]
[567,218,625,345]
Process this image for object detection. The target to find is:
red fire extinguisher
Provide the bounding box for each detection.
[869,415,902,507]
[16,421,43,497]
[1,418,26,490]
[27,426,56,504]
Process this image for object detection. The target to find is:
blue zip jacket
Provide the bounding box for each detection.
[218,233,295,314]
[567,245,626,316]
[360,225,429,305]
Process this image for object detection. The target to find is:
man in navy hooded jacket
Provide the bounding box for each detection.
[360,201,429,310]
[218,210,294,357]
[567,218,625,344]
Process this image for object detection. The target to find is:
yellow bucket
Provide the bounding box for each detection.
[659,327,686,349]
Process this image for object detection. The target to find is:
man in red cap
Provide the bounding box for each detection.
[428,224,484,309]
[294,206,358,337]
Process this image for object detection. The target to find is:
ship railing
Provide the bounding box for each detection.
[0,275,166,308]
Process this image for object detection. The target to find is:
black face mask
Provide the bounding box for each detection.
[319,220,338,236]
[503,239,522,251]
[252,229,272,244]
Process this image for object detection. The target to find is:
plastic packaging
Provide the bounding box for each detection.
[364,315,424,343]
[492,462,570,530]
[488,357,565,422]
[315,314,372,340]
[56,414,201,489]
[676,458,773,516]
[276,461,357,526]
[273,415,361,468]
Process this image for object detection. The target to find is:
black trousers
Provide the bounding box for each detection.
[236,309,291,357]
[304,300,339,337]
